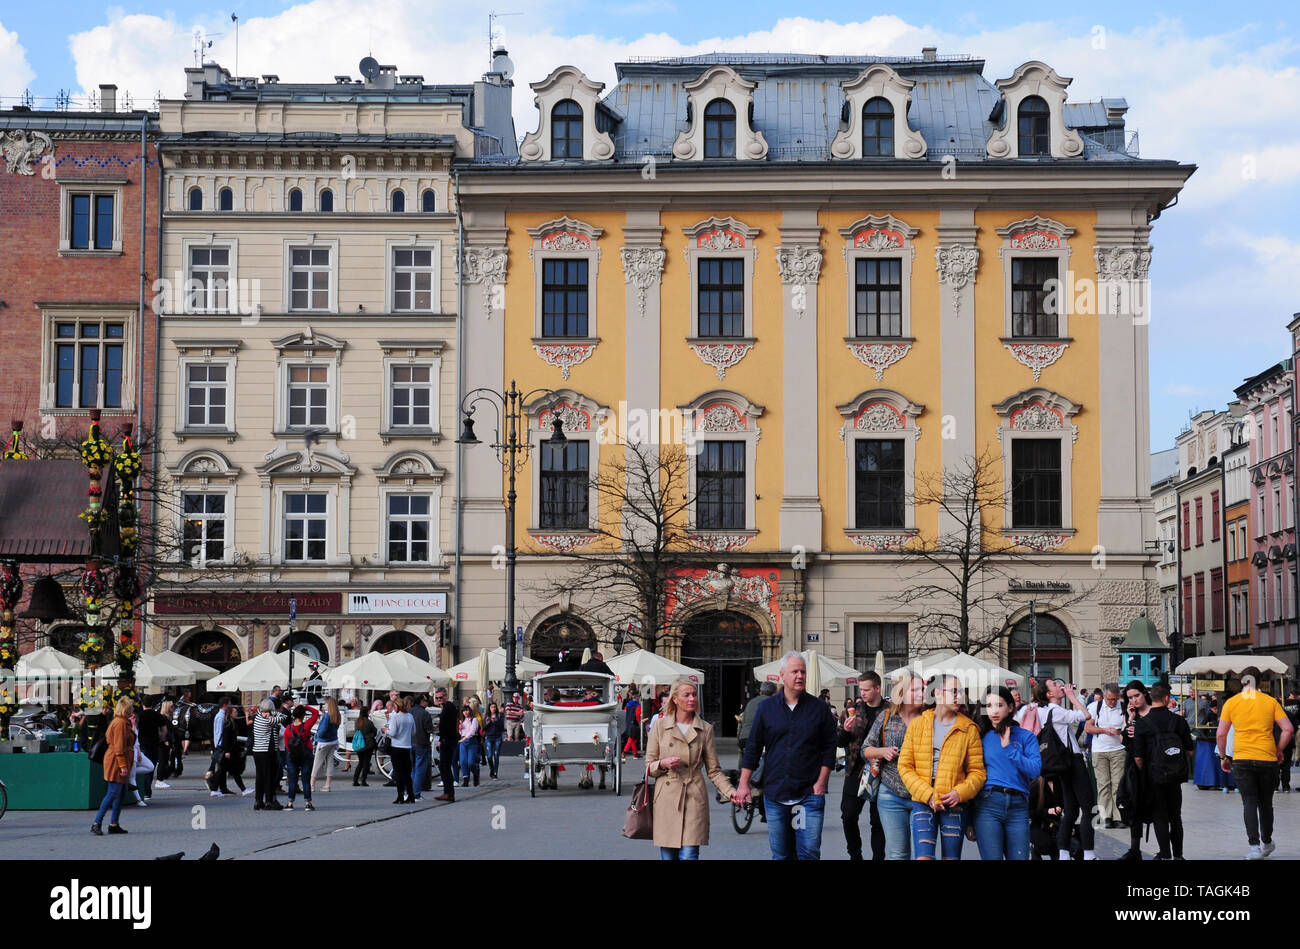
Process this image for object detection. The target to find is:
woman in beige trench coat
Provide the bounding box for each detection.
[647,677,736,859]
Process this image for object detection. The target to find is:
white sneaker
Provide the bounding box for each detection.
[135,800,147,807]
[209,790,221,797]
[1246,844,1265,860]
[1262,841,1277,857]
[241,788,254,796]
[154,781,171,789]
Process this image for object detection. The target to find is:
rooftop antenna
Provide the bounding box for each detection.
[192,29,221,68]
[488,12,522,66]
[231,14,239,77]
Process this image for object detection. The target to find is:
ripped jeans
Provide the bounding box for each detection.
[911,801,965,860]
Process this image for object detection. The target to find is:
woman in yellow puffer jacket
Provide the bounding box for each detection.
[897,674,986,860]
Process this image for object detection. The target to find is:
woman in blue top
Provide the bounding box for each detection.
[973,686,1042,860]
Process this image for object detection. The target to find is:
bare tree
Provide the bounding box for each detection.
[891,448,1094,657]
[530,441,709,654]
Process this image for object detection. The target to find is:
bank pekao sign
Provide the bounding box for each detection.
[1007,579,1072,593]
[348,592,447,615]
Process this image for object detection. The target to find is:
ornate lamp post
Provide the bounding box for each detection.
[457,380,566,695]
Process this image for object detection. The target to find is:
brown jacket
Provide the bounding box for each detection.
[647,715,736,849]
[103,714,136,784]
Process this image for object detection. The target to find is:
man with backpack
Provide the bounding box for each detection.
[283,702,319,810]
[1134,681,1194,860]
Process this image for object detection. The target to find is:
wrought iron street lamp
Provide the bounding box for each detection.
[457,380,566,695]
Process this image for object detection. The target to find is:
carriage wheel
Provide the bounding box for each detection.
[614,752,622,796]
[377,751,393,781]
[732,801,755,835]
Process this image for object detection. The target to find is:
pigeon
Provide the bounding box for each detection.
[198,842,220,861]
[156,851,185,861]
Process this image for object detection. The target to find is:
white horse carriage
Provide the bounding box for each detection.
[524,671,623,797]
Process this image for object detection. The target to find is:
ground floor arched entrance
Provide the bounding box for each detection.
[528,613,596,669]
[274,630,330,664]
[1008,613,1072,684]
[680,610,763,737]
[372,629,430,661]
[178,628,242,702]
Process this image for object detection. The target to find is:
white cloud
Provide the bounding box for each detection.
[0,20,35,97]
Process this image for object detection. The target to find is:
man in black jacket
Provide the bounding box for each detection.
[410,694,435,799]
[580,651,615,676]
[433,687,458,802]
[837,672,885,861]
[136,695,169,798]
[1134,681,1195,860]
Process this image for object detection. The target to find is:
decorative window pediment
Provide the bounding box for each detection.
[524,389,610,434]
[994,387,1082,439]
[831,65,927,160]
[679,390,764,440]
[986,61,1085,160]
[672,66,768,161]
[836,390,924,441]
[373,450,445,484]
[519,66,615,163]
[527,216,604,256]
[272,328,347,356]
[255,444,355,479]
[168,448,240,481]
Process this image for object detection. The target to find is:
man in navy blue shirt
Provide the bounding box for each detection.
[734,651,838,859]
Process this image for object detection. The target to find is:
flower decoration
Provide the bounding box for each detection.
[3,425,27,460]
[116,640,140,664]
[77,684,111,709]
[0,686,14,718]
[0,563,22,611]
[0,640,16,665]
[81,563,108,622]
[112,685,138,706]
[79,430,113,470]
[113,445,142,481]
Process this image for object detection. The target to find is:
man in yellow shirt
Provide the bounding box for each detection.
[1217,667,1295,859]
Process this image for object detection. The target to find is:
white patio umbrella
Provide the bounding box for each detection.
[150,649,219,678]
[1174,655,1288,677]
[99,652,196,688]
[15,645,82,679]
[752,650,861,690]
[208,650,328,692]
[383,649,451,689]
[323,651,441,692]
[446,648,546,687]
[887,651,1023,696]
[606,649,705,688]
[874,650,886,680]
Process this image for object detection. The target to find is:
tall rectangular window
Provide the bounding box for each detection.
[1181,501,1190,550]
[853,622,908,672]
[1194,573,1206,635]
[1011,258,1059,338]
[1211,567,1225,632]
[1260,572,1269,623]
[855,439,904,528]
[1276,570,1285,622]
[287,366,328,428]
[392,248,435,312]
[95,196,114,250]
[289,247,331,311]
[54,319,124,409]
[389,365,432,429]
[1259,493,1267,536]
[1211,491,1220,541]
[1182,577,1193,636]
[187,247,230,312]
[697,258,745,338]
[854,258,902,337]
[697,440,745,530]
[182,493,226,565]
[541,259,588,337]
[539,440,589,529]
[69,193,114,250]
[185,364,228,428]
[1227,522,1237,562]
[1195,497,1204,547]
[1011,439,1061,528]
[1274,488,1282,533]
[387,494,431,562]
[283,493,327,562]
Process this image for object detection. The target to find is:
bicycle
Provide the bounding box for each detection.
[719,767,765,834]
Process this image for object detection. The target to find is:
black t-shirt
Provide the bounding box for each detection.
[137,708,168,752]
[437,701,459,742]
[1134,706,1194,765]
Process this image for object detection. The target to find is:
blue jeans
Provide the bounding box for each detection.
[94,781,125,826]
[973,788,1031,860]
[764,792,826,860]
[412,746,430,796]
[459,740,478,779]
[911,801,965,860]
[285,759,310,802]
[485,737,502,775]
[875,784,913,861]
[659,845,700,860]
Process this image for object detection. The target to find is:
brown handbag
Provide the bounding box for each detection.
[621,762,654,840]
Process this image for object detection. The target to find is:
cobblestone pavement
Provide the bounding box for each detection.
[1,749,1294,860]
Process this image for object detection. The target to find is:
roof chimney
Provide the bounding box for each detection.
[922,46,937,62]
[99,84,117,112]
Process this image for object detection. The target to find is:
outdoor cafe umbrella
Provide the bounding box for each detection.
[605,649,705,689]
[446,648,546,688]
[150,649,218,679]
[15,645,82,680]
[875,650,885,679]
[323,651,442,692]
[99,652,197,688]
[887,650,1023,694]
[383,650,451,689]
[752,650,861,691]
[208,650,330,692]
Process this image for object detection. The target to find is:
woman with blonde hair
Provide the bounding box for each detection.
[311,696,342,794]
[646,677,736,860]
[92,697,136,836]
[862,671,927,859]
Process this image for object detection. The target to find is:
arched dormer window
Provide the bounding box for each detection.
[550,99,583,159]
[287,188,303,212]
[861,98,894,157]
[703,99,736,159]
[319,188,334,212]
[391,190,405,213]
[1018,96,1051,156]
[421,189,436,212]
[218,187,233,211]
[188,187,203,210]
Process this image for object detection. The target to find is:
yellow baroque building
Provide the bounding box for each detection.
[456,53,1192,730]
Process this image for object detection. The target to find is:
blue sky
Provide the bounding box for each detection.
[2,2,1297,452]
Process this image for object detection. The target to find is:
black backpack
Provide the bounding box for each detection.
[1146,715,1189,785]
[287,724,311,765]
[1037,709,1072,777]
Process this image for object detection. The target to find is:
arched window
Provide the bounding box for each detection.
[1017,96,1051,156]
[1008,613,1072,682]
[421,189,436,212]
[703,99,736,159]
[218,187,233,211]
[861,97,894,157]
[550,99,583,159]
[287,188,303,212]
[391,190,405,213]
[188,187,202,210]
[529,613,596,669]
[318,188,333,212]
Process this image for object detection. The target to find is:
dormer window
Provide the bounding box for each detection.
[218,187,233,211]
[551,100,583,159]
[703,99,736,159]
[188,187,203,211]
[1018,96,1051,156]
[288,188,303,212]
[862,98,894,157]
